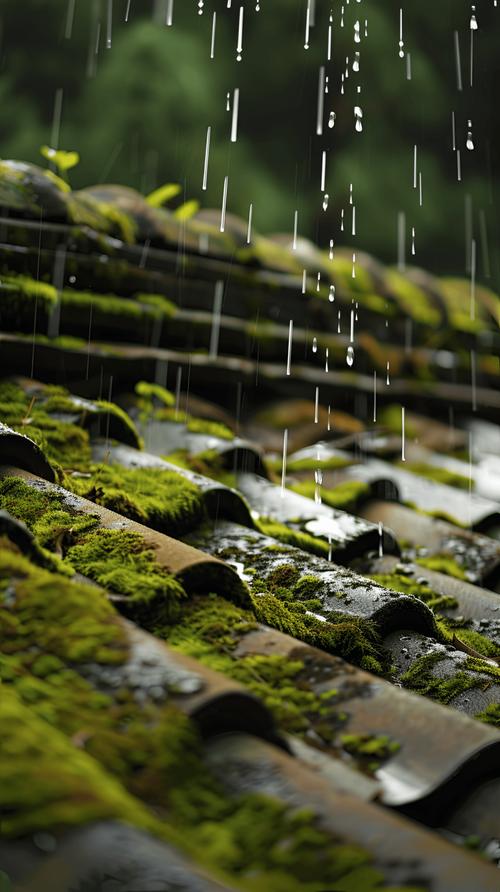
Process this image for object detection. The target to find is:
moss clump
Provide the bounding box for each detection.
[164,448,237,489]
[256,519,330,558]
[69,463,206,536]
[378,404,417,439]
[400,652,495,705]
[0,685,158,838]
[385,268,440,327]
[291,480,370,512]
[135,379,175,409]
[67,529,186,625]
[400,462,470,491]
[0,475,99,550]
[340,733,400,773]
[416,555,467,581]
[370,572,458,613]
[270,455,353,474]
[186,417,234,440]
[0,271,58,326]
[475,704,500,727]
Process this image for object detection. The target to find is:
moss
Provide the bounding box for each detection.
[270,455,353,474]
[370,572,458,613]
[0,685,158,838]
[385,268,440,326]
[256,519,330,558]
[339,733,400,771]
[400,652,494,705]
[93,399,143,450]
[69,463,206,536]
[400,462,470,490]
[0,379,92,470]
[67,529,186,625]
[416,555,467,581]
[0,476,99,550]
[135,379,175,408]
[475,704,500,727]
[186,417,234,440]
[291,480,370,512]
[379,404,417,439]
[164,448,237,489]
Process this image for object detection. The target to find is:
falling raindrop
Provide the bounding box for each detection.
[198,0,204,14]
[364,18,368,37]
[202,126,211,191]
[226,92,231,112]
[329,284,335,302]
[286,319,293,375]
[327,405,331,431]
[329,239,334,259]
[220,176,228,232]
[328,111,336,128]
[398,7,404,58]
[353,51,360,72]
[337,309,341,333]
[292,210,298,250]
[210,11,217,58]
[246,202,253,243]
[352,252,356,278]
[411,226,416,255]
[322,193,329,211]
[354,105,363,132]
[378,521,384,557]
[401,407,406,461]
[340,5,344,27]
[354,20,361,43]
[316,271,321,291]
[386,361,390,385]
[325,75,329,93]
[312,337,318,354]
[281,429,288,496]
[346,345,354,367]
[314,386,320,423]
[325,348,329,372]
[230,88,240,142]
[302,269,307,293]
[470,5,478,29]
[236,5,244,60]
[304,0,311,48]
[466,119,474,150]
[340,209,345,231]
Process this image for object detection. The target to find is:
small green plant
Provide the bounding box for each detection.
[146,182,182,207]
[40,145,80,182]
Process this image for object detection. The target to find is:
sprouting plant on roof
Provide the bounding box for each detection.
[40,145,80,183]
[146,182,182,207]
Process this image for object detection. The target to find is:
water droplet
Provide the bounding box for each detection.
[470,6,478,29]
[386,361,390,385]
[226,92,231,111]
[322,193,329,211]
[466,119,474,150]
[346,345,355,366]
[354,105,363,132]
[312,337,318,353]
[353,51,360,72]
[328,110,336,128]
[354,20,361,43]
[316,271,321,291]
[329,284,335,302]
[329,239,334,259]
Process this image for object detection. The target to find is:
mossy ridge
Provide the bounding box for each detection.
[416,555,467,581]
[385,268,441,327]
[475,704,500,727]
[0,551,414,892]
[291,480,370,512]
[340,733,400,774]
[400,651,498,708]
[164,448,237,489]
[398,461,470,491]
[256,518,330,559]
[268,455,354,474]
[69,462,206,537]
[370,572,458,613]
[0,477,186,625]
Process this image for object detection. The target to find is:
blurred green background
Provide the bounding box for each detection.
[0,0,498,278]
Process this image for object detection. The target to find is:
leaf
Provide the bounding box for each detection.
[146,182,182,207]
[40,146,80,172]
[174,199,200,221]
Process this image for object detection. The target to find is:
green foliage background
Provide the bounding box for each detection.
[0,0,498,277]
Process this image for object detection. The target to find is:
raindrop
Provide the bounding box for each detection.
[292,210,298,250]
[302,269,307,293]
[314,386,320,423]
[316,271,321,291]
[286,320,293,375]
[220,176,228,232]
[322,193,329,211]
[340,208,345,231]
[470,5,478,29]
[329,239,334,259]
[246,202,253,243]
[325,348,329,372]
[281,429,288,496]
[411,226,416,255]
[312,337,318,353]
[353,51,360,72]
[328,110,336,128]
[315,468,323,485]
[198,0,204,14]
[398,7,404,58]
[226,92,231,112]
[337,309,341,333]
[329,284,335,302]
[230,88,240,142]
[354,105,363,132]
[378,521,383,557]
[354,20,361,43]
[466,119,474,150]
[386,361,390,385]
[352,252,356,278]
[401,406,406,461]
[210,11,217,58]
[346,345,354,367]
[236,5,244,60]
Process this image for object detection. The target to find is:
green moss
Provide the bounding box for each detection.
[416,555,467,581]
[379,404,417,439]
[256,519,330,558]
[370,572,458,613]
[0,270,58,323]
[291,480,370,511]
[93,399,143,449]
[164,448,237,489]
[385,268,440,326]
[400,462,470,490]
[0,685,158,837]
[69,463,205,536]
[400,652,495,705]
[186,417,234,440]
[0,476,99,549]
[475,704,500,727]
[135,379,175,408]
[67,529,186,625]
[339,733,400,772]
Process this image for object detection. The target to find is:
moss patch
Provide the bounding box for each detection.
[400,652,496,706]
[399,462,470,491]
[370,572,458,613]
[475,704,500,727]
[340,733,400,773]
[69,463,206,536]
[291,480,370,512]
[416,555,467,581]
[256,519,330,558]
